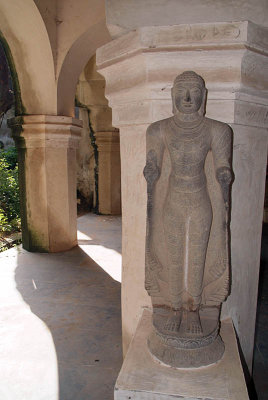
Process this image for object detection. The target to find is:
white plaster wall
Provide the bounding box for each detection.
[106,0,268,38]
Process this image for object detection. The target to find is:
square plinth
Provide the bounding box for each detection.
[115,309,249,400]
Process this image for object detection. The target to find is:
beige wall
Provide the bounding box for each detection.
[34,0,57,66]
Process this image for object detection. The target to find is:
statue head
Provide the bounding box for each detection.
[172,71,207,116]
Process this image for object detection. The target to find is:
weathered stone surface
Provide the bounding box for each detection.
[9,115,82,252]
[143,71,233,367]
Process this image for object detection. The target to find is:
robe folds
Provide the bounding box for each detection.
[145,116,232,309]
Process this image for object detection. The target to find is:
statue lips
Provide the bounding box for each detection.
[182,103,193,108]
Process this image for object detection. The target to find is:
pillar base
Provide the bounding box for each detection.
[115,309,249,400]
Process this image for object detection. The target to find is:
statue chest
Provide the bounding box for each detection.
[164,128,211,167]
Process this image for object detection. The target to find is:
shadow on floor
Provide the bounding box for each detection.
[15,245,122,400]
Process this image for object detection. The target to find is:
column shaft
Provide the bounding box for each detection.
[10,115,82,252]
[95,131,121,215]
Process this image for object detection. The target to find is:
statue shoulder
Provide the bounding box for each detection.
[205,118,232,143]
[146,117,171,139]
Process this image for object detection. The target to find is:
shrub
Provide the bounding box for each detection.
[0,147,20,233]
[0,146,18,169]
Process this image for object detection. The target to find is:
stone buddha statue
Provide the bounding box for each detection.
[143,71,233,368]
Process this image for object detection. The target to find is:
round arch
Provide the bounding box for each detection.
[57,19,110,117]
[0,0,56,115]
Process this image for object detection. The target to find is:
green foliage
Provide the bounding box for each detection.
[0,146,18,169]
[0,146,20,233]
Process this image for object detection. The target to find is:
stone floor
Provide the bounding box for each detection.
[0,213,267,400]
[0,213,122,400]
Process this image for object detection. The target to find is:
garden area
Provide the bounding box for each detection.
[0,145,21,251]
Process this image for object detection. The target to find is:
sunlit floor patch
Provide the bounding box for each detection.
[77,214,122,283]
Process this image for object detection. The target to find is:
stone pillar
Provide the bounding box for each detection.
[76,55,121,215]
[95,131,121,215]
[97,21,268,371]
[76,107,97,211]
[10,115,82,252]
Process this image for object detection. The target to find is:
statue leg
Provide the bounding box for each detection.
[187,204,212,305]
[184,197,212,335]
[163,205,185,332]
[164,206,185,309]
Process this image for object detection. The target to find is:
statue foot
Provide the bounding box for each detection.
[186,310,203,336]
[163,310,182,333]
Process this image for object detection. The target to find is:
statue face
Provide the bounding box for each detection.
[173,82,204,114]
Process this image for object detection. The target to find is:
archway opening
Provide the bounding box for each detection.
[0,39,21,252]
[75,53,122,283]
[75,53,121,217]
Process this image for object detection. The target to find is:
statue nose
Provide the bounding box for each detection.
[185,89,191,102]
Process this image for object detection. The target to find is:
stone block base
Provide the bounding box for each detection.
[114,309,249,400]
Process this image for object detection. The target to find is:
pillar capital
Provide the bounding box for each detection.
[95,130,120,151]
[97,20,268,128]
[9,115,82,149]
[9,114,82,253]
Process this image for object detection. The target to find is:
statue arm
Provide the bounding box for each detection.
[143,122,164,190]
[143,122,165,294]
[211,125,233,209]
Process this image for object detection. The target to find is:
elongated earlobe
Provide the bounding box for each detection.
[171,87,176,114]
[198,88,207,116]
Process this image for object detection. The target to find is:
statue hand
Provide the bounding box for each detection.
[216,167,233,207]
[143,150,160,185]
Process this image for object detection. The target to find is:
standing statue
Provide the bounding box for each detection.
[143,71,233,368]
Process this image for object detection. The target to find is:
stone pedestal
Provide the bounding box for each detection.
[115,309,249,400]
[97,21,268,370]
[95,131,121,215]
[10,115,82,252]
